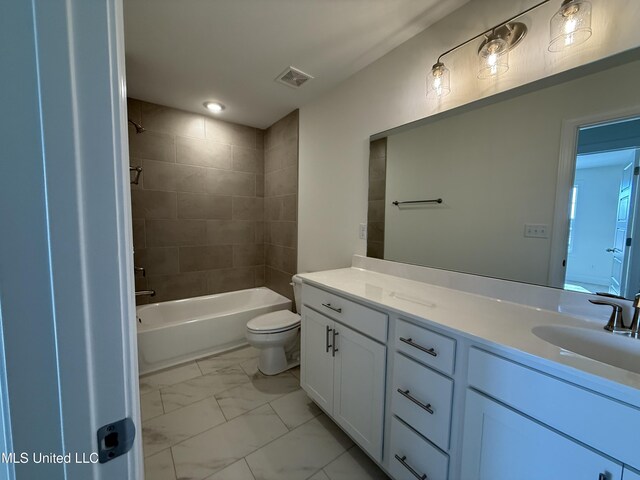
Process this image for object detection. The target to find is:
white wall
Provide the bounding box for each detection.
[298,0,640,273]
[382,61,640,285]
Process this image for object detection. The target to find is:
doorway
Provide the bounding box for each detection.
[563,118,640,296]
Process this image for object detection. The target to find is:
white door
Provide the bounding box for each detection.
[1,1,142,479]
[300,308,335,412]
[609,161,635,295]
[461,390,623,480]
[332,325,386,461]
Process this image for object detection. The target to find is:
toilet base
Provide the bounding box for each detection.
[257,347,299,376]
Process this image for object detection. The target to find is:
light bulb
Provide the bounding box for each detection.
[426,62,450,99]
[549,0,592,52]
[478,37,509,79]
[204,102,226,113]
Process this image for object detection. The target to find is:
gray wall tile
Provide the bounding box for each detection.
[206,170,256,196]
[232,146,263,173]
[232,197,264,221]
[132,218,146,249]
[131,190,177,219]
[205,118,257,148]
[147,272,209,302]
[143,160,208,193]
[177,193,232,220]
[179,245,234,272]
[233,244,265,267]
[129,99,292,303]
[206,220,255,245]
[265,267,294,301]
[140,101,205,138]
[207,267,255,294]
[129,131,176,163]
[134,247,180,276]
[145,219,206,247]
[176,136,232,169]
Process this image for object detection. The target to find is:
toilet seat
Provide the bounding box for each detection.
[247,310,300,334]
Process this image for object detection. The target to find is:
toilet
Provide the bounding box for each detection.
[246,275,302,375]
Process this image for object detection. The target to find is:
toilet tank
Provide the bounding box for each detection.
[291,275,303,313]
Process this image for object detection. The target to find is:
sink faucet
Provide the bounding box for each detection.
[630,293,640,339]
[589,297,629,333]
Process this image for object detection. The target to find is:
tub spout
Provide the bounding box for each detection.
[135,290,156,297]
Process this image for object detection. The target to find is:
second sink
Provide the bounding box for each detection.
[532,324,640,375]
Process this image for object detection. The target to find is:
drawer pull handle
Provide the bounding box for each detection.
[332,330,339,357]
[325,326,333,353]
[397,389,434,414]
[394,454,427,480]
[399,337,437,357]
[322,303,342,313]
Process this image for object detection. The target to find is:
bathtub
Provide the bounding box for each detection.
[136,287,291,374]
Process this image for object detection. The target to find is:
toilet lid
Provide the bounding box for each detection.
[247,310,301,333]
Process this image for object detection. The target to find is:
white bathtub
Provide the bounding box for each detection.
[136,287,291,374]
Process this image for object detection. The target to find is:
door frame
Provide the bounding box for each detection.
[1,0,142,478]
[548,106,640,291]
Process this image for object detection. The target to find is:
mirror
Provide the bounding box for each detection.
[368,51,640,299]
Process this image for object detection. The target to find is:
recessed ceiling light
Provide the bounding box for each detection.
[204,101,225,113]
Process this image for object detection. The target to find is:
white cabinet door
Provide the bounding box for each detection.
[461,390,623,480]
[300,308,335,412]
[332,324,386,461]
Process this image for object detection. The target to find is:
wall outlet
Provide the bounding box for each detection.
[524,224,549,239]
[359,223,367,240]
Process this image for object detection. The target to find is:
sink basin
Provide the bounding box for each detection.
[532,325,640,374]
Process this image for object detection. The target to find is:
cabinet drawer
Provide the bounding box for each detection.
[395,319,455,375]
[468,347,640,470]
[392,353,453,451]
[302,284,387,343]
[388,417,449,480]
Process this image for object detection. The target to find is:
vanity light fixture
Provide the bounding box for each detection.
[549,0,592,52]
[426,0,594,99]
[204,101,226,113]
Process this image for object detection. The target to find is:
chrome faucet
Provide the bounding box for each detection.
[135,290,155,297]
[629,293,640,339]
[589,293,629,333]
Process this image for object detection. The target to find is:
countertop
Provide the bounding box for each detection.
[298,267,640,407]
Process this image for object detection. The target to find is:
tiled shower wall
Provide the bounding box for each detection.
[367,138,387,259]
[264,111,299,301]
[128,99,267,304]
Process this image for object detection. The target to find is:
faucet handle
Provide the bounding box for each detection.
[589,299,629,333]
[595,292,626,300]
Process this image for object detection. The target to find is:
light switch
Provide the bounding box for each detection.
[524,224,549,239]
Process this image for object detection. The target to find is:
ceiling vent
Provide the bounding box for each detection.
[275,66,314,89]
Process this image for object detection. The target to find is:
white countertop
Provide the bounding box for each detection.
[299,267,640,406]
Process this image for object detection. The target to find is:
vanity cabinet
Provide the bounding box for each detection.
[300,286,387,461]
[299,276,640,480]
[461,389,623,480]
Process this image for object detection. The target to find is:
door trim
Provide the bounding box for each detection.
[548,106,640,289]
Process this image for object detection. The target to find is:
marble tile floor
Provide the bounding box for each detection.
[141,346,389,480]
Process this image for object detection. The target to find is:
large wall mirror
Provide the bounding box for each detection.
[367,50,640,299]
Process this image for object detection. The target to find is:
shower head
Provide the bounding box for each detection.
[128,119,146,134]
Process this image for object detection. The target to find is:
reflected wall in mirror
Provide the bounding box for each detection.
[367,53,640,299]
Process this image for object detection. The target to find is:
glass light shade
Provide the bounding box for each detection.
[426,62,451,99]
[477,37,509,79]
[549,0,592,52]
